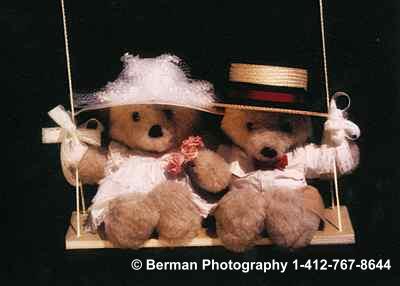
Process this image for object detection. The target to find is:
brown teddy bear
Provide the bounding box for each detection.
[213,63,360,252]
[61,54,232,248]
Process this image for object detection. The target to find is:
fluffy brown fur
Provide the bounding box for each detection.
[78,147,107,184]
[216,109,326,252]
[214,187,266,252]
[104,193,159,248]
[189,149,232,193]
[104,182,203,248]
[221,109,311,161]
[110,105,198,153]
[263,186,323,248]
[149,181,202,244]
[76,104,231,248]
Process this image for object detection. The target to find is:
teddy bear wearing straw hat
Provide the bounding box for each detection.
[213,62,360,252]
[64,54,232,248]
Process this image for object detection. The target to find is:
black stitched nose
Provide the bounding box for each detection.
[260,147,277,158]
[148,125,163,138]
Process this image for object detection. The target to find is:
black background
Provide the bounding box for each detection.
[3,0,400,285]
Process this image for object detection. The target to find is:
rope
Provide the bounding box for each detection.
[319,0,342,231]
[319,0,330,111]
[60,0,76,119]
[333,159,342,231]
[60,0,81,237]
[80,182,87,214]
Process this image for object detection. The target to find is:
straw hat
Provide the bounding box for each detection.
[74,53,221,114]
[213,62,309,112]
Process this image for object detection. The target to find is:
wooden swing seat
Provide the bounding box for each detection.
[65,206,354,250]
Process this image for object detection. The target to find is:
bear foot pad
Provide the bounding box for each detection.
[65,206,355,250]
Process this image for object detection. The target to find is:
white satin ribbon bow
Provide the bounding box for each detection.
[323,92,361,146]
[42,105,103,185]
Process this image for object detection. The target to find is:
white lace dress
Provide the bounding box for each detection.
[87,141,214,230]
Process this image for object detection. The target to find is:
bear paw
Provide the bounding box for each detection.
[189,149,232,193]
[264,186,324,249]
[104,193,159,249]
[214,187,266,252]
[149,181,202,244]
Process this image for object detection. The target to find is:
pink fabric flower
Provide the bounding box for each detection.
[165,136,205,176]
[180,136,204,161]
[165,153,185,176]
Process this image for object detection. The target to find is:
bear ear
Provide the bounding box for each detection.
[94,108,111,147]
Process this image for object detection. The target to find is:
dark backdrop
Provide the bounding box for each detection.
[3,0,400,285]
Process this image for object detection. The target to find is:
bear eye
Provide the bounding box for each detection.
[162,109,174,120]
[131,112,140,122]
[246,122,254,131]
[279,120,293,133]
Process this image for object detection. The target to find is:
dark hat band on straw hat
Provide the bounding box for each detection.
[220,63,310,110]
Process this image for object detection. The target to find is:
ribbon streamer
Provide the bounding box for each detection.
[323,92,360,147]
[323,92,360,231]
[42,105,103,185]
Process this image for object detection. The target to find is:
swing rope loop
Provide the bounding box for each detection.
[319,0,342,231]
[60,0,82,237]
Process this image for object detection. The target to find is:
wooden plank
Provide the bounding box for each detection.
[65,206,355,250]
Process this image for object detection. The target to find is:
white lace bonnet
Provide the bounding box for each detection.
[74,53,220,114]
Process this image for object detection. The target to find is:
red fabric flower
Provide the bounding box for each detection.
[165,153,185,176]
[180,136,204,161]
[254,154,288,170]
[275,154,288,170]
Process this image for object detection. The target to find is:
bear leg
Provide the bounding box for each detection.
[214,187,266,252]
[264,186,324,249]
[149,181,202,244]
[104,193,159,249]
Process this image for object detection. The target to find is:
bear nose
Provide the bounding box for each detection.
[148,124,163,138]
[260,147,277,158]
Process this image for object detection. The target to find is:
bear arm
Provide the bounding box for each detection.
[302,140,359,179]
[188,148,232,193]
[337,141,359,175]
[78,146,107,185]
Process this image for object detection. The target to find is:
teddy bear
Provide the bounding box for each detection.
[212,63,360,252]
[59,54,232,248]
